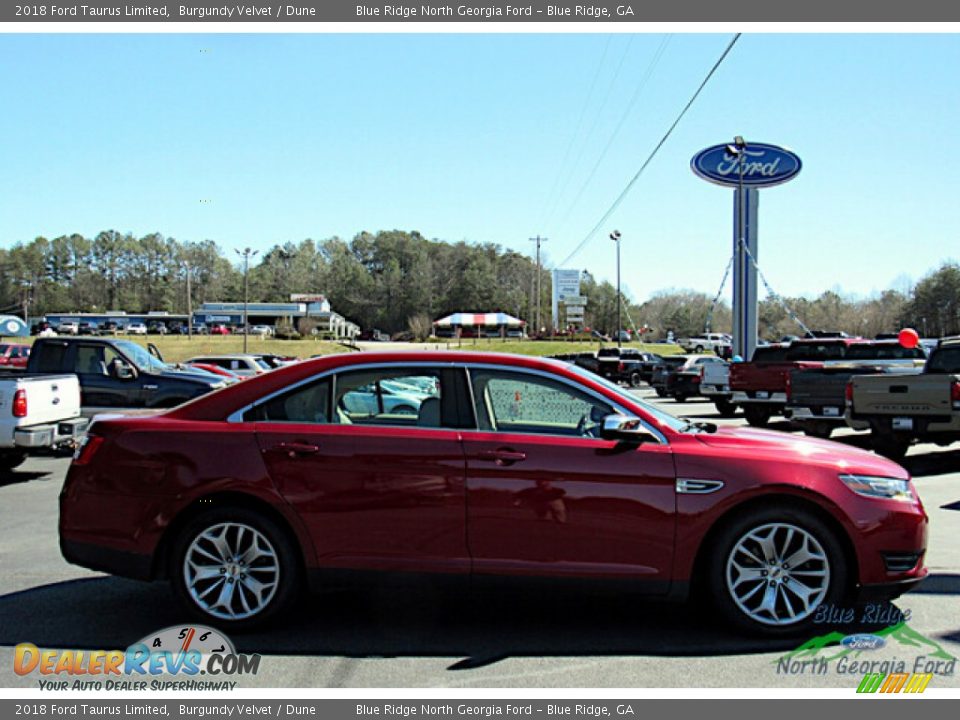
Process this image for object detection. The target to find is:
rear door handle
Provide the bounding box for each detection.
[272,442,320,457]
[477,449,527,465]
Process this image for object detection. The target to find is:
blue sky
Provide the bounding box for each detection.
[0,33,958,302]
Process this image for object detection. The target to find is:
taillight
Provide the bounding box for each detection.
[12,389,27,418]
[784,373,792,400]
[952,381,960,410]
[73,435,105,466]
[618,362,625,372]
[845,381,854,405]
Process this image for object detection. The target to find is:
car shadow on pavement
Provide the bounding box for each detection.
[0,575,913,671]
[0,470,50,488]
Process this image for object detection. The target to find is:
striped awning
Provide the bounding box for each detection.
[434,312,525,328]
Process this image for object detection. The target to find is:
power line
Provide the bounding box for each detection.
[542,36,636,233]
[557,33,743,269]
[551,35,672,236]
[536,36,614,231]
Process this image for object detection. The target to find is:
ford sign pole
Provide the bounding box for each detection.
[691,141,801,361]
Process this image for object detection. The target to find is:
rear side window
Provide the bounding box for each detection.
[34,343,68,373]
[248,378,332,423]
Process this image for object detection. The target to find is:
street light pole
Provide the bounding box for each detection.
[185,261,192,341]
[235,247,258,353]
[609,230,622,348]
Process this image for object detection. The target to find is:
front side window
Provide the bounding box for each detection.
[469,369,613,438]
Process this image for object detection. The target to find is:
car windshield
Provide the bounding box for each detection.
[254,358,271,370]
[564,364,688,432]
[115,340,168,373]
[845,344,926,360]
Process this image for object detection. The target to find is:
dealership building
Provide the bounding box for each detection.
[42,295,360,340]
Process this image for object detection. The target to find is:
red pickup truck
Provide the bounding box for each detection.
[0,343,30,370]
[730,340,857,426]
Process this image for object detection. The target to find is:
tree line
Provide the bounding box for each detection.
[1,229,956,340]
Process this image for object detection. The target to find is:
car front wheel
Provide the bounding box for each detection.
[708,507,848,635]
[172,507,301,630]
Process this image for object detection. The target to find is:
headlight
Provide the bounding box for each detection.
[839,474,914,502]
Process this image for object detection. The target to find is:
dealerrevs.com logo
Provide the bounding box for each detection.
[14,625,261,691]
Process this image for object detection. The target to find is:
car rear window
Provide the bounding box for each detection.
[750,346,789,362]
[785,342,848,361]
[33,343,68,373]
[927,347,960,374]
[845,344,926,361]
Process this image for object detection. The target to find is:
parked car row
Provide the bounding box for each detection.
[44,320,279,336]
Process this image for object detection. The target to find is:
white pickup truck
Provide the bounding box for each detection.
[0,374,88,471]
[679,333,732,354]
[699,361,737,417]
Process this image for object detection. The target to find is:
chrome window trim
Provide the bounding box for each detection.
[462,363,667,445]
[227,359,668,444]
[227,361,454,425]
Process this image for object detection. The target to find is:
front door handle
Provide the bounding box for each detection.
[272,442,320,457]
[477,448,527,465]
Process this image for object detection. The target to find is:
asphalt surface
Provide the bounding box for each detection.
[1,388,958,689]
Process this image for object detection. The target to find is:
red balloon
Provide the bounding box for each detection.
[898,328,920,349]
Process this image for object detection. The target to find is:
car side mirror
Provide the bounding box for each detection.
[599,414,655,444]
[110,362,137,380]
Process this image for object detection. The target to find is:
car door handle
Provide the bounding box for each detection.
[143,384,158,391]
[477,449,527,465]
[272,442,321,457]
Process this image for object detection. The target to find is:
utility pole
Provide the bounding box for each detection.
[185,261,193,341]
[529,235,548,336]
[609,231,622,348]
[235,248,259,353]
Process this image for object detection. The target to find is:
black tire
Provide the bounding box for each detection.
[393,405,416,415]
[801,422,833,439]
[714,400,738,418]
[870,432,910,462]
[674,394,688,403]
[0,451,28,472]
[695,345,704,354]
[743,405,772,427]
[629,372,641,388]
[654,388,667,398]
[171,507,302,631]
[707,505,849,636]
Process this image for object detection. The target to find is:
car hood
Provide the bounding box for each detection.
[694,426,909,479]
[158,367,225,386]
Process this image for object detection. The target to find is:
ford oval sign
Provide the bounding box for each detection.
[840,634,887,651]
[691,142,802,188]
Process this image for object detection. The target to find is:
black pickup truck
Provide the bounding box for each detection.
[27,337,227,415]
[595,348,657,387]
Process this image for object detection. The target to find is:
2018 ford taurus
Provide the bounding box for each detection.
[59,352,928,634]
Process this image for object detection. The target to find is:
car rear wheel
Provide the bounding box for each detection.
[629,372,641,388]
[708,507,848,635]
[743,405,772,427]
[870,431,910,462]
[801,422,833,439]
[714,400,737,418]
[0,451,27,472]
[172,507,301,630]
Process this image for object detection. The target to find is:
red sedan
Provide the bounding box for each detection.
[0,343,30,369]
[59,351,927,634]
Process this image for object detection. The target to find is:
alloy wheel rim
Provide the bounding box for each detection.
[725,522,830,626]
[183,522,280,620]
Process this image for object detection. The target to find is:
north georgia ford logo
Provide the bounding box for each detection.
[841,634,887,651]
[14,625,261,691]
[691,142,802,188]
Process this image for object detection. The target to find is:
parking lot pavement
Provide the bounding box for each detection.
[1,390,958,689]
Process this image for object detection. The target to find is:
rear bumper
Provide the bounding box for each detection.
[785,406,845,422]
[731,391,787,404]
[15,417,88,449]
[60,538,153,580]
